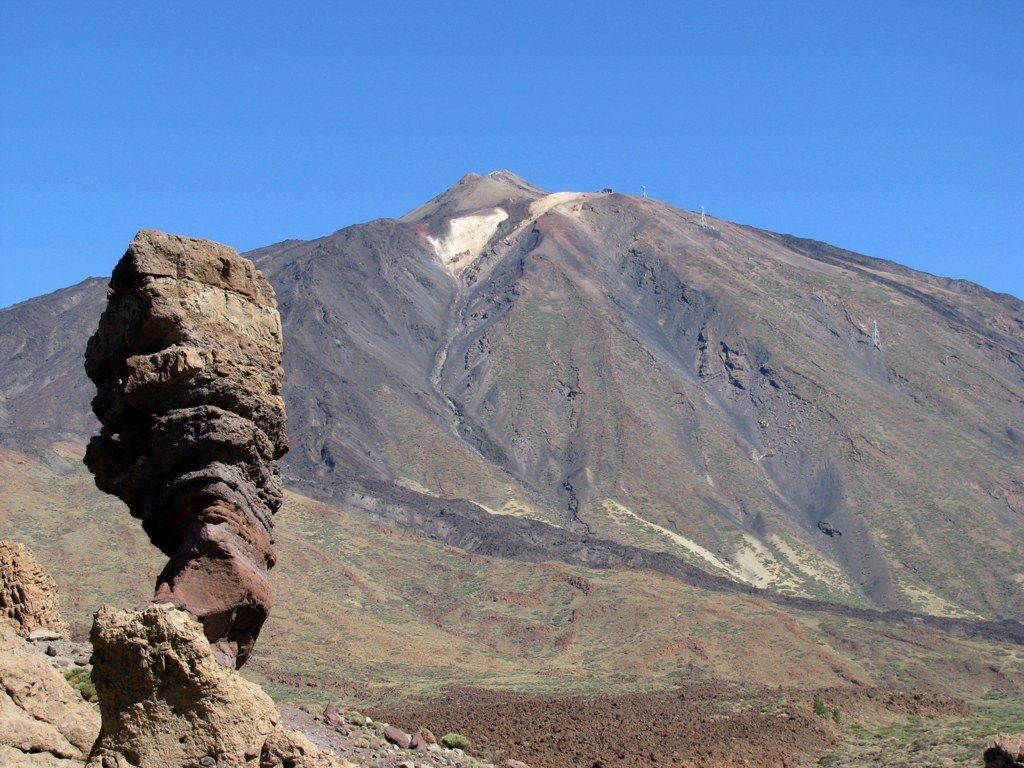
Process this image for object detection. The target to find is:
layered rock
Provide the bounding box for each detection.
[0,619,99,766]
[84,230,288,669]
[0,540,72,639]
[86,604,345,768]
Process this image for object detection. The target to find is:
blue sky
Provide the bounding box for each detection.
[1,1,1021,308]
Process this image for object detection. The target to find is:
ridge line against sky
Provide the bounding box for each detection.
[1,1,1021,308]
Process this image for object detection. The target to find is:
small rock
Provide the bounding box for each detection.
[199,757,216,767]
[323,702,344,727]
[28,629,64,642]
[505,761,532,768]
[411,732,428,750]
[45,644,58,656]
[383,724,412,749]
[418,727,437,744]
[397,762,415,768]
[75,655,91,666]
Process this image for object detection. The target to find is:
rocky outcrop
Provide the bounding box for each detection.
[84,230,288,669]
[0,619,99,766]
[0,540,71,639]
[986,734,1024,768]
[86,604,344,768]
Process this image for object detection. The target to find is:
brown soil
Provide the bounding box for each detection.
[376,684,843,768]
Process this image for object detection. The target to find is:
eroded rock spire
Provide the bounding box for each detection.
[84,229,288,668]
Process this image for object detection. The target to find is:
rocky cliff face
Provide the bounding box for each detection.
[0,540,71,639]
[83,230,288,668]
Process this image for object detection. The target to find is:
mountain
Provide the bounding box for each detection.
[1,171,1022,625]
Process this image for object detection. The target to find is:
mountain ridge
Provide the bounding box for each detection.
[1,171,1022,623]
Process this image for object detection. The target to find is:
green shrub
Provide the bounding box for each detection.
[832,707,842,724]
[812,696,828,717]
[63,667,98,703]
[441,732,471,750]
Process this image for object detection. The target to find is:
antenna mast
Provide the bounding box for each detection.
[700,206,708,228]
[871,320,881,349]
[641,185,647,198]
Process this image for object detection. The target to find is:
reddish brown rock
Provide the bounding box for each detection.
[418,727,437,745]
[504,760,532,768]
[0,540,71,639]
[84,230,288,669]
[383,724,412,749]
[323,703,344,728]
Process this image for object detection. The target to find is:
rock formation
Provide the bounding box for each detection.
[986,734,1024,768]
[86,604,347,768]
[0,539,72,639]
[82,232,351,767]
[84,230,288,669]
[0,606,99,766]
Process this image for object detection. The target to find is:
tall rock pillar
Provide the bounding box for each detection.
[84,229,288,668]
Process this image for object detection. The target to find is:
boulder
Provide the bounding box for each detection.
[323,702,344,728]
[0,541,71,639]
[0,619,99,765]
[986,734,1024,768]
[383,724,412,749]
[29,629,65,642]
[84,230,288,669]
[86,603,343,767]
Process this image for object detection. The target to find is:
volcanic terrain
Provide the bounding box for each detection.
[1,171,1022,765]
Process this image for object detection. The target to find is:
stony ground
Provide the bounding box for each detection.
[279,703,513,768]
[375,684,842,768]
[26,631,1017,768]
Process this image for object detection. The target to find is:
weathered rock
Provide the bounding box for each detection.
[323,702,344,728]
[86,603,343,768]
[504,760,532,768]
[260,730,349,768]
[29,629,65,642]
[84,230,288,669]
[986,734,1024,768]
[0,619,99,765]
[410,732,428,750]
[0,540,71,639]
[383,724,412,749]
[418,727,437,745]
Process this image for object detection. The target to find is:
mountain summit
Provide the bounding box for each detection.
[2,173,1022,621]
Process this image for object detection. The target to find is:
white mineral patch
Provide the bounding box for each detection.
[428,208,508,276]
[598,499,754,583]
[527,191,591,218]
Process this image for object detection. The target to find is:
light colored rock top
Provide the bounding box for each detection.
[87,604,346,767]
[115,229,277,307]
